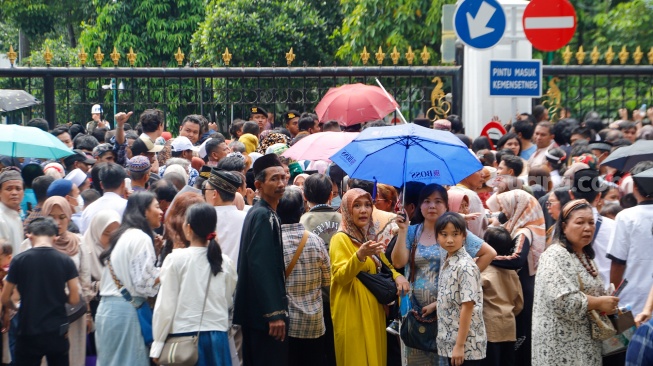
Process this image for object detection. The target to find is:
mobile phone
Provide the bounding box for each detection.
[120,287,133,302]
[398,210,407,221]
[124,178,132,192]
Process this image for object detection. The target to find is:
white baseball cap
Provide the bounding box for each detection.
[91,104,103,114]
[171,136,199,153]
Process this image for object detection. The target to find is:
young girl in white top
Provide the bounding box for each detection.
[436,212,486,366]
[151,202,238,365]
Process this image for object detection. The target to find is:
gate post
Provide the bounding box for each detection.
[43,74,56,128]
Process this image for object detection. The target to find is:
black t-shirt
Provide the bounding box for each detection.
[7,247,78,335]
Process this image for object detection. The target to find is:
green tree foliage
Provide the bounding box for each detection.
[336,0,456,63]
[592,0,653,50]
[79,0,204,67]
[0,0,95,53]
[190,0,339,66]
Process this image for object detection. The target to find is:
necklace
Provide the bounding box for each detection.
[575,252,598,278]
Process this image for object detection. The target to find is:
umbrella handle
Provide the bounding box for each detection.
[375,78,408,125]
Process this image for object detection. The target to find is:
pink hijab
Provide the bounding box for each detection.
[447,190,469,213]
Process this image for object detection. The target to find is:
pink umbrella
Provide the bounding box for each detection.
[281,132,359,162]
[314,83,399,126]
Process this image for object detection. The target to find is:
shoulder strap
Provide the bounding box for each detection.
[196,271,212,338]
[285,231,309,279]
[106,259,124,289]
[408,225,421,284]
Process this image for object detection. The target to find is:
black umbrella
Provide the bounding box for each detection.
[602,140,653,172]
[633,167,653,196]
[0,89,40,112]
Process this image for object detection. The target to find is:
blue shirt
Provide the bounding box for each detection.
[20,189,37,219]
[520,145,536,160]
[626,318,653,366]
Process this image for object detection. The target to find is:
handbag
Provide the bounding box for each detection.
[159,272,212,366]
[65,297,87,323]
[399,239,438,352]
[578,273,616,341]
[356,255,397,305]
[107,259,154,347]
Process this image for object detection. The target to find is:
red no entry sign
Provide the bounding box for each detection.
[523,0,577,52]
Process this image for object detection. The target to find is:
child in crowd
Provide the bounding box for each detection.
[448,190,483,225]
[436,212,486,366]
[481,227,523,366]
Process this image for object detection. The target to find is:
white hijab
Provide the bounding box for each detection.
[81,210,121,281]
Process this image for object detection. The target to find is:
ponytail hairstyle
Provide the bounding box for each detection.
[185,203,223,276]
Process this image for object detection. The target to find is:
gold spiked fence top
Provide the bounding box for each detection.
[4,45,444,67]
[9,43,653,67]
[560,45,653,65]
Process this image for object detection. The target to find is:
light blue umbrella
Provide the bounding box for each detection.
[330,123,482,188]
[0,124,74,159]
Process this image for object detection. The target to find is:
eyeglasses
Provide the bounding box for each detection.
[201,187,215,195]
[545,201,558,208]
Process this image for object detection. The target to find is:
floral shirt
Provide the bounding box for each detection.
[437,246,486,360]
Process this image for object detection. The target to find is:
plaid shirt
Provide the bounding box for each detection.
[281,223,331,339]
[626,318,653,366]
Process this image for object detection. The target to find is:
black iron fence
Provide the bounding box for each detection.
[3,63,653,134]
[541,65,653,122]
[0,66,462,135]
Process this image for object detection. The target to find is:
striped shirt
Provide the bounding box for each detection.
[281,223,331,339]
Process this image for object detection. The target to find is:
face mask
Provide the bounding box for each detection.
[331,196,342,210]
[604,200,620,206]
[74,195,84,213]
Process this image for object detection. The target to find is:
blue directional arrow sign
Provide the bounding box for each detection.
[454,0,506,49]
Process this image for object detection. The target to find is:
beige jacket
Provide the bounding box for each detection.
[481,264,524,342]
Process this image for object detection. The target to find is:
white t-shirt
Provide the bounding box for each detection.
[591,208,615,290]
[214,205,247,265]
[606,203,653,314]
[79,192,127,234]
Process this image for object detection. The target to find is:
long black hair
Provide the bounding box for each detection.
[100,192,157,264]
[411,183,449,224]
[186,203,223,276]
[555,200,596,259]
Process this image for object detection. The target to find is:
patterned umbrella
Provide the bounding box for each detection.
[0,90,40,112]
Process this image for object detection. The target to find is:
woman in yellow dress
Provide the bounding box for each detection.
[330,188,409,366]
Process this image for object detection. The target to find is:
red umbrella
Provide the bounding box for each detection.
[281,132,359,161]
[315,83,398,126]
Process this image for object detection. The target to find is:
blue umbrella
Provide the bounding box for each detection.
[0,124,74,159]
[330,123,482,188]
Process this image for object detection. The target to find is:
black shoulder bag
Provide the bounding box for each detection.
[400,233,438,353]
[356,255,397,305]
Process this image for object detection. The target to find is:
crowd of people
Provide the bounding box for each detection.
[0,103,651,366]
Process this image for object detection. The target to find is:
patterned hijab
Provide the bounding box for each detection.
[257,133,290,154]
[42,196,80,257]
[495,189,546,275]
[338,188,376,244]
